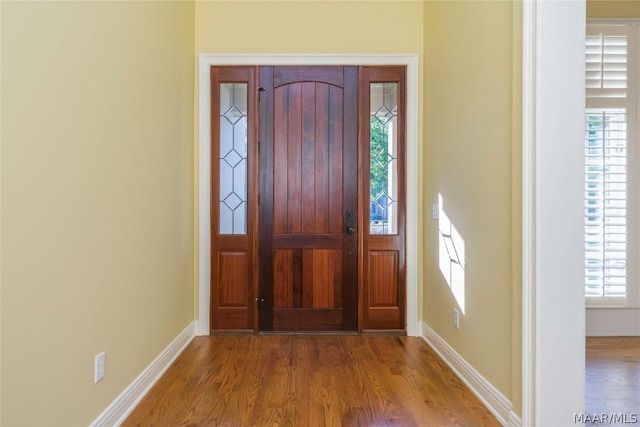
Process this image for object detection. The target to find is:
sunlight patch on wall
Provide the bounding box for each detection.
[438,193,466,313]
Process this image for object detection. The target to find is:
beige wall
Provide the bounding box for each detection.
[587,0,640,18]
[0,1,195,425]
[511,0,523,415]
[424,0,519,410]
[195,0,424,54]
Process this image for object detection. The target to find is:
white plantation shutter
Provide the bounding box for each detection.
[586,29,628,98]
[585,23,638,307]
[584,110,628,302]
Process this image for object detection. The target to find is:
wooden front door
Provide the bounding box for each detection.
[258,66,359,332]
[209,65,406,334]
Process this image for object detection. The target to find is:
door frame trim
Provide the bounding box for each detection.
[197,54,420,336]
[522,1,586,423]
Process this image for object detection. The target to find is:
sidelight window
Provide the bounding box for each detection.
[369,83,399,235]
[219,83,248,234]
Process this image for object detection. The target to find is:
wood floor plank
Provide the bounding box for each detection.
[585,336,640,425]
[122,336,500,426]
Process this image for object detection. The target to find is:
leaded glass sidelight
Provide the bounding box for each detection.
[219,83,248,234]
[369,83,398,235]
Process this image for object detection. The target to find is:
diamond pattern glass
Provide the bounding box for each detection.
[373,149,396,169]
[369,83,398,235]
[223,149,243,168]
[374,106,395,126]
[223,105,245,125]
[219,83,248,234]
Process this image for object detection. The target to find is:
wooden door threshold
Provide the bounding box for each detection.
[361,329,407,336]
[259,331,358,336]
[210,330,255,336]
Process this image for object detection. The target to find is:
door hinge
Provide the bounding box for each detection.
[258,86,266,101]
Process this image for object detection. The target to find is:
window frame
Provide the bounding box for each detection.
[585,19,640,308]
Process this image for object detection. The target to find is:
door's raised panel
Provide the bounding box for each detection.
[273,249,295,308]
[368,251,399,307]
[307,249,342,308]
[274,248,343,310]
[218,252,249,307]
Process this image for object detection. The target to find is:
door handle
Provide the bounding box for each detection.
[346,209,355,235]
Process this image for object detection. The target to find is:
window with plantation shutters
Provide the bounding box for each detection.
[585,22,639,307]
[584,110,628,303]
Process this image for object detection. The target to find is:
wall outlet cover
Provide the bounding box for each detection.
[95,352,106,383]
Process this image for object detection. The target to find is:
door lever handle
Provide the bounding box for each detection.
[346,209,355,235]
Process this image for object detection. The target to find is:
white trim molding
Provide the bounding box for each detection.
[508,411,523,427]
[421,322,518,427]
[521,1,537,424]
[586,307,640,336]
[522,1,586,425]
[197,54,420,336]
[90,321,196,427]
[587,18,640,25]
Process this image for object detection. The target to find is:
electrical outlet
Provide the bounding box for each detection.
[432,203,439,220]
[94,352,105,383]
[453,308,460,329]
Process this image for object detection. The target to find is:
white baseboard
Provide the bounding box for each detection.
[90,321,196,427]
[586,307,640,336]
[420,322,520,426]
[508,411,523,427]
[195,319,209,336]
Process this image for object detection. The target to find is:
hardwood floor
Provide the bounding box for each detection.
[123,335,500,426]
[585,336,640,423]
